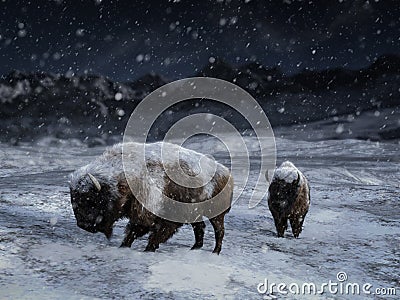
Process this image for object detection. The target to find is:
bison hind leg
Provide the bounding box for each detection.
[209,213,227,254]
[145,222,181,252]
[191,221,206,250]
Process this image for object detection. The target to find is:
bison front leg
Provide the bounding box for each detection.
[144,222,180,252]
[190,221,206,250]
[289,214,306,238]
[274,217,288,238]
[209,213,226,254]
[270,208,287,237]
[120,222,149,248]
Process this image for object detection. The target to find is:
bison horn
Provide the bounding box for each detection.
[295,172,301,185]
[88,173,101,191]
[265,169,275,182]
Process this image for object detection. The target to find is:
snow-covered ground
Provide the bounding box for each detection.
[0,136,399,299]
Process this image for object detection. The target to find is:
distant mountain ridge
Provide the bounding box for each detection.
[1,54,399,145]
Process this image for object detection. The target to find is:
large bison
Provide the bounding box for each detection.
[266,161,310,238]
[69,142,233,254]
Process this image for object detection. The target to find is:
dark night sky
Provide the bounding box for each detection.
[0,0,399,81]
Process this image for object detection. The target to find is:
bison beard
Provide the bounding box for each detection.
[69,142,233,254]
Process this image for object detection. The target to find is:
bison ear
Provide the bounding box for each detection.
[88,173,101,191]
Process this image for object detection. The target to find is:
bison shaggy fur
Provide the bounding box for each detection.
[267,161,310,238]
[69,142,233,254]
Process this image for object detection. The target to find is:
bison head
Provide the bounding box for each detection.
[69,173,117,239]
[268,172,300,208]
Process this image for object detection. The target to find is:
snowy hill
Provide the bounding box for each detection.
[0,55,399,145]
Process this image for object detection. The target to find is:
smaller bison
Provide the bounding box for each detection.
[69,142,233,254]
[266,161,310,238]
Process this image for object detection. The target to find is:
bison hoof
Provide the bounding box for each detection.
[144,245,157,252]
[212,248,221,255]
[190,243,203,250]
[119,243,130,248]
